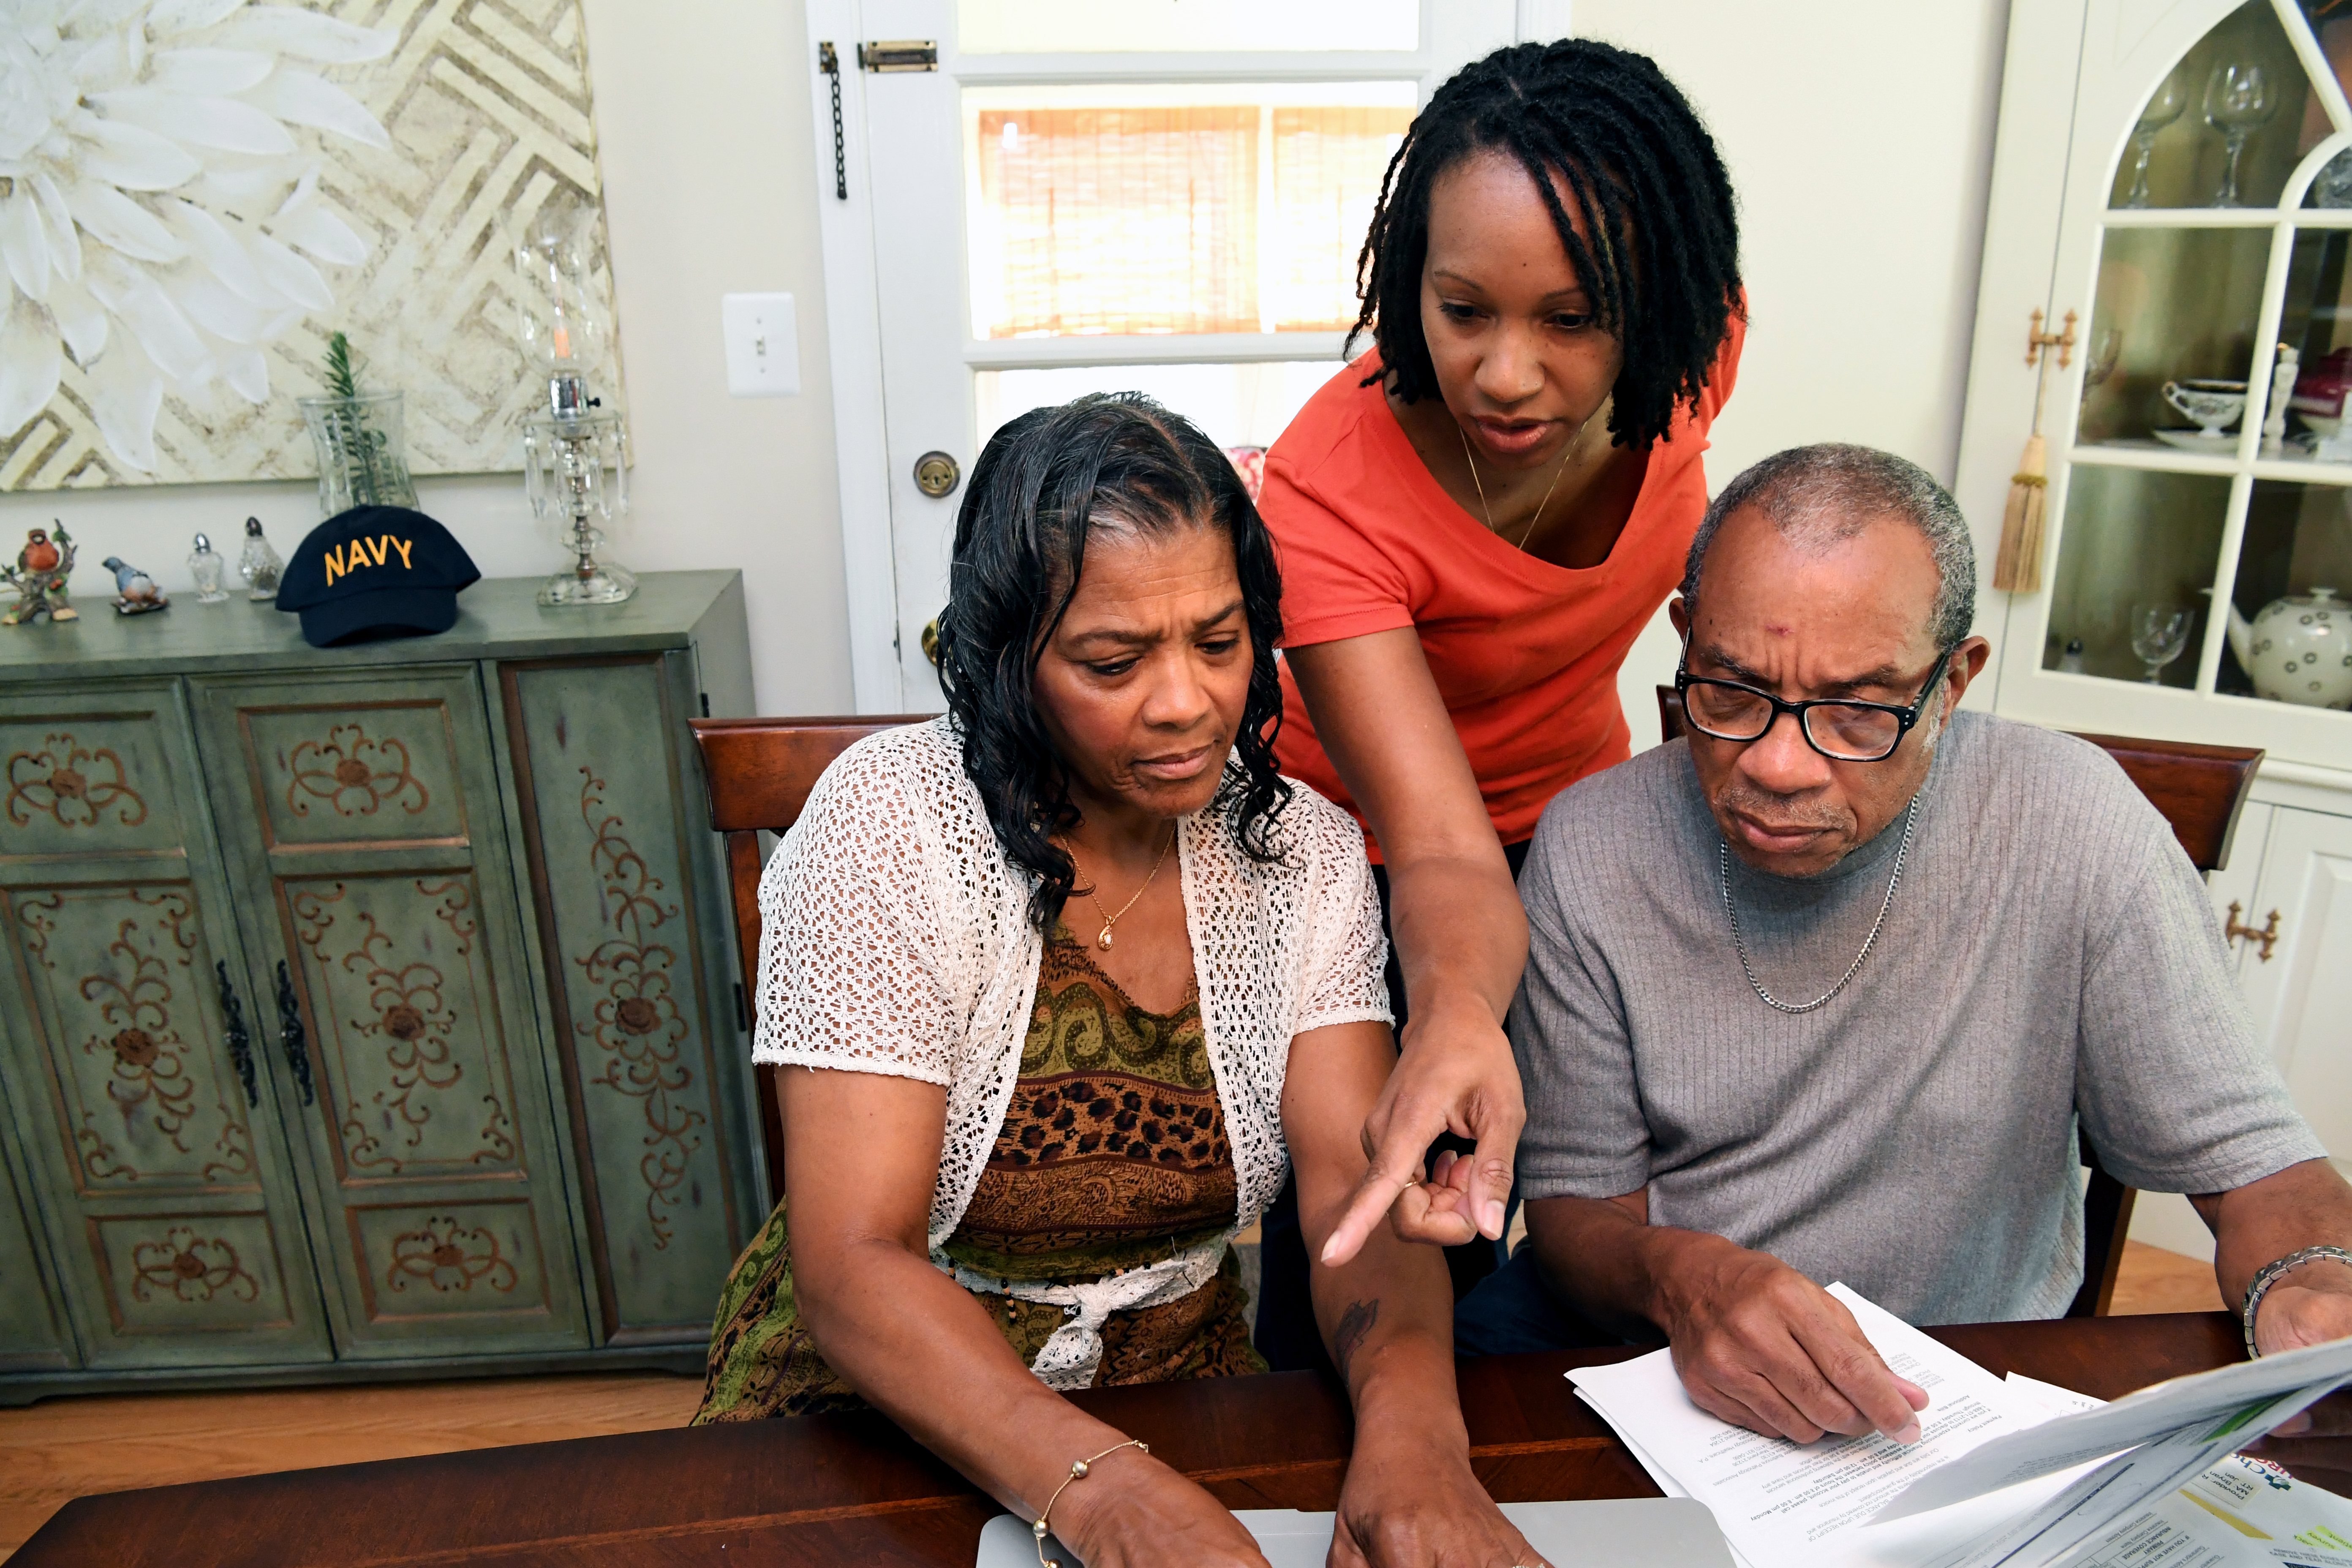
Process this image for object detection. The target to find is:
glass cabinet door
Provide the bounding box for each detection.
[2002,0,2352,767]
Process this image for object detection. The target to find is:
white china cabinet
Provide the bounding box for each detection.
[1953,0,2352,1246]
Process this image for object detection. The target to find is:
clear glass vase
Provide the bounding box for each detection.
[298,392,418,517]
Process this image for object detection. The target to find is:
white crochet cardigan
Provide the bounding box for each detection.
[752,718,1389,1387]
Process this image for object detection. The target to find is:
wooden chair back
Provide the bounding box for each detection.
[1655,684,2262,1315]
[690,714,931,1207]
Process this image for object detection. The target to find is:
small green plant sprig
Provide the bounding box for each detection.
[323,330,360,399]
[318,331,390,505]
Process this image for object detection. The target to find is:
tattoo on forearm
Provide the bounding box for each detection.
[1333,1298,1379,1383]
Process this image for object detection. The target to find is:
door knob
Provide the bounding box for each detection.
[914,450,961,498]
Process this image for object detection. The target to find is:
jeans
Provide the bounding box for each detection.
[1452,1247,1625,1356]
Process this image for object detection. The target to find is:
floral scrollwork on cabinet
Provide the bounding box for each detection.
[5,731,147,828]
[16,887,255,1187]
[573,767,705,1249]
[289,879,515,1174]
[283,723,429,819]
[130,1227,260,1305]
[386,1216,517,1294]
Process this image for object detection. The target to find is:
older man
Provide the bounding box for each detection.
[1457,443,2352,1453]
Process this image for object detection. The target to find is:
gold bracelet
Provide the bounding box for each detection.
[1032,1437,1149,1568]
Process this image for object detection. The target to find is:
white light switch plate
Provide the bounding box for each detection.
[721,292,799,396]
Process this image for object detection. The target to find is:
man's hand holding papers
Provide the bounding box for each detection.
[1569,1283,2352,1568]
[1654,1236,1932,1445]
[1529,1195,1931,1445]
[1572,1286,2063,1568]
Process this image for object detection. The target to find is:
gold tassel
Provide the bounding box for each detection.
[1995,313,2066,596]
[1993,433,2047,593]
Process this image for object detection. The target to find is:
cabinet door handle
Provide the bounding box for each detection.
[275,960,316,1105]
[215,961,258,1109]
[2225,900,2283,962]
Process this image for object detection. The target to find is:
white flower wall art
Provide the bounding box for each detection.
[0,0,618,489]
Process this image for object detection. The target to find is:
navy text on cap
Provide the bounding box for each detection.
[277,505,481,648]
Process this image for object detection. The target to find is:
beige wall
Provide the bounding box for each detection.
[0,0,855,718]
[1578,1,2016,745]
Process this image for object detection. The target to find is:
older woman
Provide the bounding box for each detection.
[694,395,1539,1568]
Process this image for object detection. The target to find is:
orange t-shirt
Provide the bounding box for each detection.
[1266,319,1744,852]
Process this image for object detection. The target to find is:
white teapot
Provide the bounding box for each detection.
[2226,586,2352,708]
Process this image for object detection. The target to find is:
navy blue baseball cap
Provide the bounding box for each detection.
[277,506,480,647]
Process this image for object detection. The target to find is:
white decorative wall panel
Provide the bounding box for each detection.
[0,0,617,490]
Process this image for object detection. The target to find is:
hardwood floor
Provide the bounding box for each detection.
[0,1243,2228,1561]
[2110,1239,2225,1316]
[0,1371,703,1560]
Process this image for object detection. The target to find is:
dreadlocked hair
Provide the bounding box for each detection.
[1349,38,1742,448]
[934,393,1293,933]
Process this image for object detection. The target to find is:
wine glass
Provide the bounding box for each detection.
[2123,68,2189,208]
[2204,61,2278,207]
[2130,603,2194,684]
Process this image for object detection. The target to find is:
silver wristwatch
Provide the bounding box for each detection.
[2240,1244,2352,1358]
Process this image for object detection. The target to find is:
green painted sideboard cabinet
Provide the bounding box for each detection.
[0,572,765,1401]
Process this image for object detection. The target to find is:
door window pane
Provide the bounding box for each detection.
[2222,479,2352,708]
[2043,466,2229,686]
[2276,227,2352,452]
[957,0,1418,54]
[1269,109,1412,330]
[2076,226,2270,449]
[2107,1,2318,210]
[975,361,1341,452]
[966,84,1414,339]
[975,106,1261,336]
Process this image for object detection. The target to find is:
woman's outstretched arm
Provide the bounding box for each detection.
[780,1067,1268,1568]
[1284,1020,1544,1568]
[1288,631,1529,1266]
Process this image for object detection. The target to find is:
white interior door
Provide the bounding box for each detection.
[808,0,1518,711]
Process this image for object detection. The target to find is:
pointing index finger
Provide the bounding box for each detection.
[1320,1153,1421,1266]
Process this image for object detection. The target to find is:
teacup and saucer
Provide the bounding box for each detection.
[2155,379,2248,453]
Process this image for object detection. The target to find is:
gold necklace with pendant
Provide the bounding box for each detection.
[1457,406,1592,552]
[1067,825,1175,950]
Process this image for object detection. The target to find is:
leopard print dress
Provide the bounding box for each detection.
[694,921,1264,1421]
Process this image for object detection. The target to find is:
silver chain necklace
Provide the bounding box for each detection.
[1720,795,1920,1015]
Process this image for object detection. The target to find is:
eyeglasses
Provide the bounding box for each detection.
[1674,640,1958,763]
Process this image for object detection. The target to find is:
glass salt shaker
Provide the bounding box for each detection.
[188,533,229,603]
[239,517,283,601]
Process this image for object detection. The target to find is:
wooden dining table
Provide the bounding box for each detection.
[14,1312,2248,1567]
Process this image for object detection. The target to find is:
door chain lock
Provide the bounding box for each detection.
[818,42,845,201]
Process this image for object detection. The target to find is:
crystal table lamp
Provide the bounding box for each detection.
[514,196,635,606]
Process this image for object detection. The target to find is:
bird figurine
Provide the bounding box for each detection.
[3,523,79,626]
[102,556,169,616]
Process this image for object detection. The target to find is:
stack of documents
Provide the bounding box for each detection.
[1569,1283,2352,1568]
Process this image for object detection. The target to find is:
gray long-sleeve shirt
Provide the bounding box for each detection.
[1511,711,2322,1324]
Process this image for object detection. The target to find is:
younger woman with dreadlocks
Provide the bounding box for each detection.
[1267,40,1744,1361]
